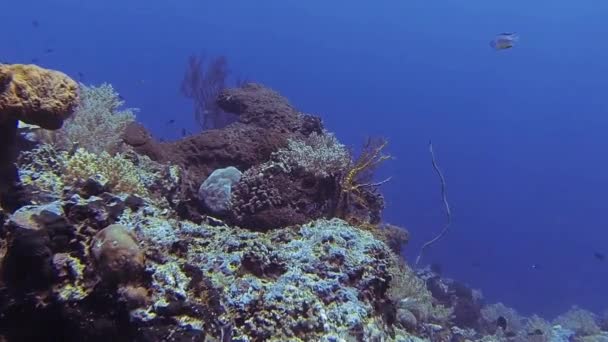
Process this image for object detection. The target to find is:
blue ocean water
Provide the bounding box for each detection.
[4,0,608,318]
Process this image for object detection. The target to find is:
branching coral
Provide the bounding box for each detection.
[19,144,159,196]
[63,148,154,196]
[522,315,552,342]
[553,306,600,336]
[38,83,136,154]
[18,144,66,195]
[481,302,525,334]
[271,131,351,178]
[387,255,452,328]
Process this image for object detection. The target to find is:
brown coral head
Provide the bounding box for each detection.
[0,64,79,130]
[91,224,145,284]
[123,121,152,147]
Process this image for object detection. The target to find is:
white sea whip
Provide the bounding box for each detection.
[415,140,452,266]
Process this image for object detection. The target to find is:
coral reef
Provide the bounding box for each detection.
[0,179,425,341]
[3,69,608,342]
[123,83,332,223]
[124,83,388,229]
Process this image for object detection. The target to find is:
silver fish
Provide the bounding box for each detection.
[490,32,519,50]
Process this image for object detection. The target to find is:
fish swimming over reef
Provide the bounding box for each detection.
[489,32,519,50]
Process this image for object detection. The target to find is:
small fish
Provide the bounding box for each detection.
[531,263,540,270]
[118,95,125,101]
[166,119,176,125]
[490,32,519,50]
[31,58,39,63]
[32,20,39,28]
[528,329,543,336]
[496,316,507,331]
[594,252,605,261]
[77,72,85,81]
[44,48,54,54]
[181,128,187,137]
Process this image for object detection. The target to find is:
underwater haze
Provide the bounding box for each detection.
[5,0,608,319]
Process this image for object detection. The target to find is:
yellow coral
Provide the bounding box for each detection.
[336,137,392,224]
[63,148,151,196]
[342,138,391,195]
[0,64,78,129]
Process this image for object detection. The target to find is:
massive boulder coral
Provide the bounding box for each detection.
[135,83,322,178]
[229,161,338,230]
[91,224,145,284]
[124,83,324,220]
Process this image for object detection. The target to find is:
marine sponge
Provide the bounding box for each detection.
[0,64,78,129]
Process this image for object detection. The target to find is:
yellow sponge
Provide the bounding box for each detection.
[0,63,78,129]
